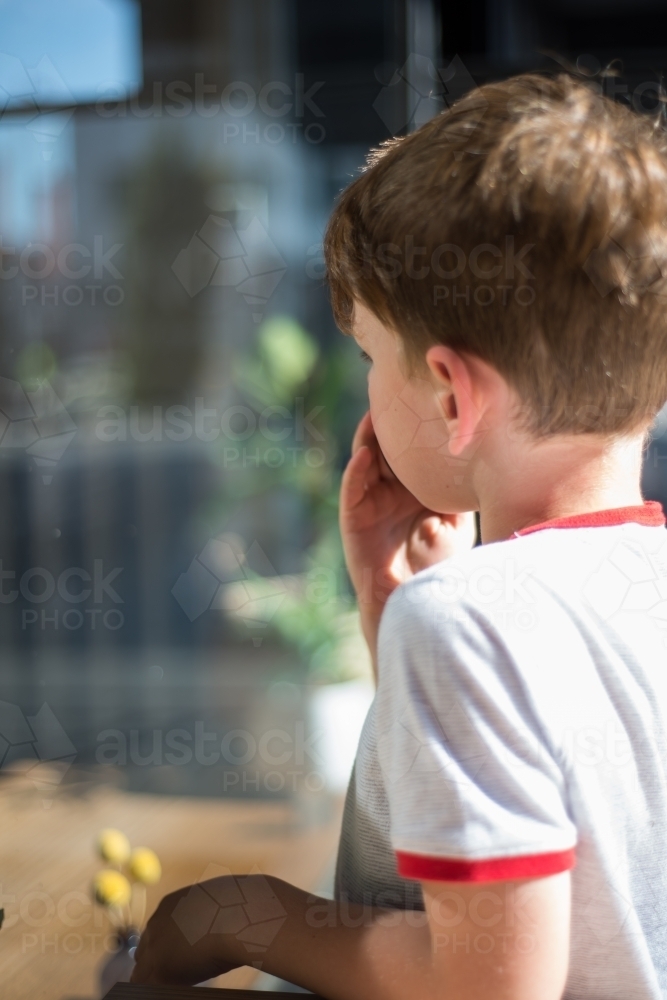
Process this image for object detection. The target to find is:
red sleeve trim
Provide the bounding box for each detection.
[515,501,665,536]
[396,847,576,883]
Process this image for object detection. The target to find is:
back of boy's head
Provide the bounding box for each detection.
[325,73,667,436]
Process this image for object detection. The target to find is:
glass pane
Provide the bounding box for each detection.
[0,0,142,107]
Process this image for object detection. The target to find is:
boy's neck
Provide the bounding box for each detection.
[476,430,647,544]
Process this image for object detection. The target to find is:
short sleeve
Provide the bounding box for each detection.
[375,575,577,882]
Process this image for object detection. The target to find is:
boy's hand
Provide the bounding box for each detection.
[130,882,240,986]
[340,411,476,666]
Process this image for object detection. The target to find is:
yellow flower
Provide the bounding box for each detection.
[93,869,132,908]
[129,847,161,885]
[97,828,131,865]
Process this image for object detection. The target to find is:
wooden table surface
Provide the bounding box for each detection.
[0,767,342,1000]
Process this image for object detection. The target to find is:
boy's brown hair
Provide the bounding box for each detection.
[324,73,667,435]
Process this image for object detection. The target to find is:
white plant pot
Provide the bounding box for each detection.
[308,679,375,794]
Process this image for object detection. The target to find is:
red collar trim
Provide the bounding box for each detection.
[514,501,665,537]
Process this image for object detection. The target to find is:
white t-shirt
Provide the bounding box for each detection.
[334,503,667,1000]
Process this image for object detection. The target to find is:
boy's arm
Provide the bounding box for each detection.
[131,870,571,1000]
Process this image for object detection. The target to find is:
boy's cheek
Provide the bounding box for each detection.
[396,442,477,512]
[373,403,418,465]
[372,384,447,465]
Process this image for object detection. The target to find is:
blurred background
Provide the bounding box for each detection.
[0,1,666,997]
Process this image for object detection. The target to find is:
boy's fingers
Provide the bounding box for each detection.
[341,445,376,510]
[416,514,443,542]
[377,444,397,481]
[351,410,375,454]
[351,410,397,482]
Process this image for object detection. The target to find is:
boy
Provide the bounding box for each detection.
[132,73,667,999]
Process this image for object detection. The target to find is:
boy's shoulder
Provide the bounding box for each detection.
[376,522,667,758]
[380,521,667,673]
[392,519,667,600]
[383,528,549,628]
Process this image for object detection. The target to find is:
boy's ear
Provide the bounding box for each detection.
[425,345,486,457]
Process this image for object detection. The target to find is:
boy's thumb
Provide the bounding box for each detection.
[418,515,443,542]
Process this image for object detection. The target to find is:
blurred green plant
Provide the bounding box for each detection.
[236,316,320,406]
[15,341,57,387]
[268,536,372,684]
[217,313,370,683]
